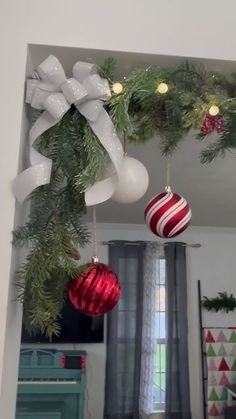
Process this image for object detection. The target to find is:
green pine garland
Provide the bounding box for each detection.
[14,109,105,338]
[202,292,236,313]
[108,61,236,159]
[14,58,236,338]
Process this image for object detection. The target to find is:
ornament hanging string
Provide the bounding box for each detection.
[92,206,98,262]
[123,137,127,155]
[165,157,171,192]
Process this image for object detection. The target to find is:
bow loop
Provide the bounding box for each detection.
[73,62,97,83]
[26,79,57,110]
[82,74,111,101]
[37,55,66,87]
[44,93,70,120]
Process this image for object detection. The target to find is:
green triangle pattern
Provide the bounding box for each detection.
[209,388,219,401]
[220,388,228,401]
[207,344,216,357]
[218,344,227,356]
[229,331,236,342]
[231,359,236,371]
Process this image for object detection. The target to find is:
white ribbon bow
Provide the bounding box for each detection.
[13,55,123,205]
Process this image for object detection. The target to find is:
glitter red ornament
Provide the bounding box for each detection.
[201,114,224,135]
[214,115,224,133]
[144,187,192,238]
[68,262,121,316]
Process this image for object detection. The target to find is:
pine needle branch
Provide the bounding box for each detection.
[202,292,236,313]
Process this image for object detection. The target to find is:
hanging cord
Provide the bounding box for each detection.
[123,137,127,155]
[92,206,98,262]
[165,157,171,192]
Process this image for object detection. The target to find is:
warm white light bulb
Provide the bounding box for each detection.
[209,105,220,116]
[156,82,169,94]
[112,82,124,94]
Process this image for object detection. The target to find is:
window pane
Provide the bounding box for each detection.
[154,312,166,339]
[153,373,165,403]
[159,259,166,284]
[155,285,165,311]
[159,285,165,311]
[154,344,166,372]
[160,313,166,339]
[160,372,166,392]
[153,257,166,410]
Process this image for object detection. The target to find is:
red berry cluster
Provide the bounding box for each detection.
[201,114,224,135]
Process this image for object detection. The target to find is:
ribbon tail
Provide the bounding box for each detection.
[13,111,59,203]
[85,176,117,206]
[13,159,52,203]
[84,108,123,206]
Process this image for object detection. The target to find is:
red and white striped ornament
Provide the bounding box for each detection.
[144,187,192,238]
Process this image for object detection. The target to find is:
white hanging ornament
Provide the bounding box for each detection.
[112,156,149,204]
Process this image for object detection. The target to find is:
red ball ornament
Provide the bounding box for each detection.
[68,262,121,316]
[144,188,192,238]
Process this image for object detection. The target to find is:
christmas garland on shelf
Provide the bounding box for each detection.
[202,292,236,313]
[13,56,236,338]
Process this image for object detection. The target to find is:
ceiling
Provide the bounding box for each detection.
[29,44,236,226]
[87,136,236,227]
[29,44,236,78]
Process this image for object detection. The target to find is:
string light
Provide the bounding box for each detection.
[209,105,220,116]
[112,82,124,94]
[156,82,169,94]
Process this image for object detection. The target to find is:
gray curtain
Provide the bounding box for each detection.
[104,241,146,419]
[165,242,192,419]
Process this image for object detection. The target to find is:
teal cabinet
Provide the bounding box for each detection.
[16,349,86,419]
[17,416,61,419]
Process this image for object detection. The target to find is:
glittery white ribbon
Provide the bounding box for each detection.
[13,55,123,206]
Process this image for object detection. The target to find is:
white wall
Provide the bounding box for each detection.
[2,1,236,418]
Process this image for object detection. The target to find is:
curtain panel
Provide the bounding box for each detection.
[165,242,192,419]
[104,241,146,419]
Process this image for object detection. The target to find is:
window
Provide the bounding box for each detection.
[153,258,166,412]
